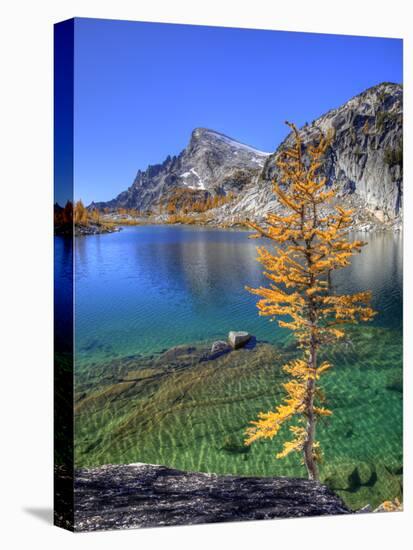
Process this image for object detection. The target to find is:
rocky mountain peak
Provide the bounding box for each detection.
[92,127,270,212]
[91,82,402,230]
[190,127,215,141]
[189,126,269,156]
[229,82,403,227]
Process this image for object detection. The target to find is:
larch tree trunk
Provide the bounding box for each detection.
[303,344,319,481]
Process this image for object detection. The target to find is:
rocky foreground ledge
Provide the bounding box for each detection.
[73,463,350,531]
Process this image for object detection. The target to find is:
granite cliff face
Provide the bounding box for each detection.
[72,463,350,531]
[92,82,402,230]
[228,82,402,227]
[91,128,269,212]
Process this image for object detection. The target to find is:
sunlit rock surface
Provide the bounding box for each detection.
[90,128,269,213]
[73,463,350,531]
[91,83,402,232]
[229,82,402,229]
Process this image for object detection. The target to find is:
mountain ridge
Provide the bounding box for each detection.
[91,82,403,230]
[90,127,270,213]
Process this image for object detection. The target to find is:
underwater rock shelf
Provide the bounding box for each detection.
[73,463,350,531]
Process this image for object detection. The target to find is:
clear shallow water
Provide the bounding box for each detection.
[74,328,402,509]
[71,225,402,367]
[62,226,402,508]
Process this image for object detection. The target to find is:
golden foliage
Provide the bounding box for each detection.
[379,498,402,512]
[244,122,376,479]
[54,201,73,227]
[74,200,89,226]
[163,189,235,219]
[166,211,212,225]
[55,201,139,229]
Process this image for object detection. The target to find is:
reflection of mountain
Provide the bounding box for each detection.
[332,232,402,328]
[179,237,262,310]
[129,229,263,311]
[74,227,403,360]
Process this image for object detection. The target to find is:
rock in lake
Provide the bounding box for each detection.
[199,341,232,362]
[211,340,231,355]
[228,331,251,349]
[72,463,350,531]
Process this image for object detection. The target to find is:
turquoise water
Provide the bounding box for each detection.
[72,225,402,367]
[68,225,403,507]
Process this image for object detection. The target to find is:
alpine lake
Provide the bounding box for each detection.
[56,225,403,510]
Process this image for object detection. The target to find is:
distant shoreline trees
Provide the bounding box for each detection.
[74,200,89,226]
[54,200,113,230]
[244,122,376,480]
[163,189,235,220]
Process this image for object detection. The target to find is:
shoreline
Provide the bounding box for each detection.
[65,218,403,236]
[69,462,350,531]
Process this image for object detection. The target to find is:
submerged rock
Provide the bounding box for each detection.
[73,463,350,531]
[228,331,251,349]
[211,340,230,354]
[208,340,232,359]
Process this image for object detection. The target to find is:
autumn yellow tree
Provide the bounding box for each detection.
[166,200,176,215]
[88,208,96,223]
[74,200,89,226]
[244,122,376,480]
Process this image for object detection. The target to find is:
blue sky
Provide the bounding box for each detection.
[73,18,402,205]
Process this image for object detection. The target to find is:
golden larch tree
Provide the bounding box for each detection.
[74,200,88,226]
[244,122,376,480]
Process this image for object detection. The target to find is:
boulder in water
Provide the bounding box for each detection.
[209,340,232,359]
[228,331,251,349]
